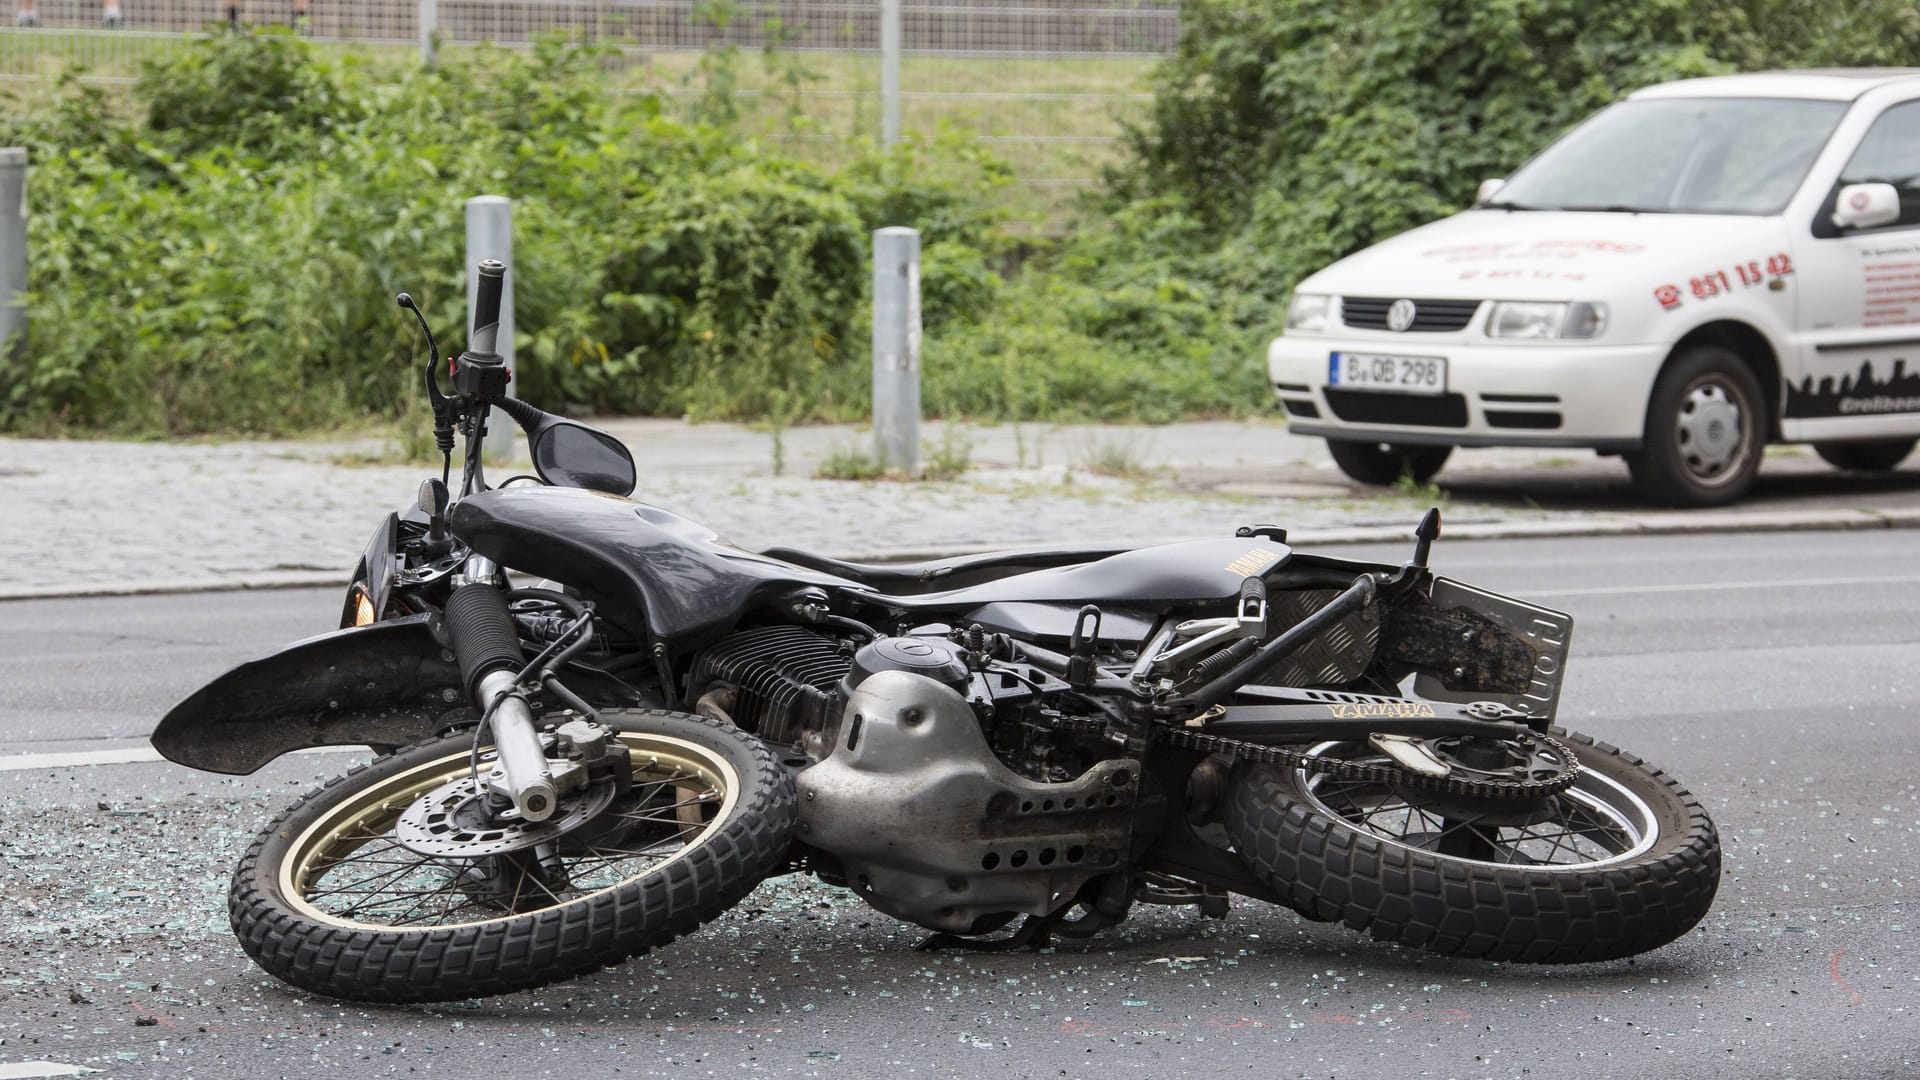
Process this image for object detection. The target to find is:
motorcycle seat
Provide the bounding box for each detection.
[760,544,1129,597]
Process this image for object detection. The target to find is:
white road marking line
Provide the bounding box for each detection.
[0,747,167,771]
[1528,574,1920,598]
[0,744,362,773]
[0,1063,102,1078]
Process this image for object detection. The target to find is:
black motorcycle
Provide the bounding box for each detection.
[155,262,1721,1003]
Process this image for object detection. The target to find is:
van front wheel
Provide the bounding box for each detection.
[1626,345,1764,507]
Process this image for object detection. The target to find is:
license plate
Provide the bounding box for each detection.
[1328,352,1447,395]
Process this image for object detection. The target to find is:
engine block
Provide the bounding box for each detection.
[796,669,1138,935]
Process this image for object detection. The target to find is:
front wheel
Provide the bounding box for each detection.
[1626,345,1764,506]
[1225,729,1720,963]
[1325,439,1453,486]
[229,709,796,1002]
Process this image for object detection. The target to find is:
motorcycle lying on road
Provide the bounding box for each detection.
[155,262,1721,1003]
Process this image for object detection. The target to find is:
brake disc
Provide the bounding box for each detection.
[395,775,619,858]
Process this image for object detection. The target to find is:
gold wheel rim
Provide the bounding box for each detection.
[278,733,740,931]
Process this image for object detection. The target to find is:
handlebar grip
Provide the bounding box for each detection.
[470,260,506,356]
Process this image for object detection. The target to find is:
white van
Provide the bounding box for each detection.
[1268,69,1920,506]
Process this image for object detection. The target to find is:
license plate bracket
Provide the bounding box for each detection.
[1412,578,1572,723]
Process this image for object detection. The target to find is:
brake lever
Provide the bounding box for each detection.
[397,292,457,475]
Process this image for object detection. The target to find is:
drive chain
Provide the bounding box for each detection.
[1156,724,1581,800]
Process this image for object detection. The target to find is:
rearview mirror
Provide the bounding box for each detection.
[1475,177,1507,205]
[529,418,637,496]
[1833,182,1901,231]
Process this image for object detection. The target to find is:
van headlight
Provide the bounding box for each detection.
[1286,293,1337,333]
[1487,301,1608,340]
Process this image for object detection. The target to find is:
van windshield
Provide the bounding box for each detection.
[1485,97,1849,215]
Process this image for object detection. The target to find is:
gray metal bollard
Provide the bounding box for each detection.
[880,0,902,146]
[0,148,25,367]
[466,195,517,461]
[872,226,921,472]
[418,0,437,67]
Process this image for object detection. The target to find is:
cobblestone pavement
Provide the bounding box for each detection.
[5,416,1920,597]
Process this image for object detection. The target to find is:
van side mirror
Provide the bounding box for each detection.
[1832,182,1902,231]
[1475,178,1507,205]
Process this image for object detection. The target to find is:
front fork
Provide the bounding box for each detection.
[473,668,559,821]
[445,555,559,822]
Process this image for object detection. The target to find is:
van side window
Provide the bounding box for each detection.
[1835,100,1920,231]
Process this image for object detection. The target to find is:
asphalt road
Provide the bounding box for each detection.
[1,530,1916,1079]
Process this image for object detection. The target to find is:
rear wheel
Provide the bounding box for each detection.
[229,709,795,1002]
[1325,439,1453,486]
[1814,438,1916,472]
[1225,729,1720,963]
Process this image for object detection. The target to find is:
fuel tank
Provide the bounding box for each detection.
[448,486,854,644]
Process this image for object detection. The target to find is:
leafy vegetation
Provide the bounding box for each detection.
[0,34,1021,434]
[7,5,1920,437]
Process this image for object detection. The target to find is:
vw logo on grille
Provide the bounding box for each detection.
[1386,299,1417,332]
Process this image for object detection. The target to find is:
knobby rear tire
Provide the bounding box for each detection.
[1224,728,1720,964]
[228,709,795,1003]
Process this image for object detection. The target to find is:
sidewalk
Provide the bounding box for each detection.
[5,417,1920,599]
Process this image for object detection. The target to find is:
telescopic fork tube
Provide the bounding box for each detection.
[445,562,558,822]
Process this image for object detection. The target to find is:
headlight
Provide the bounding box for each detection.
[1286,293,1336,333]
[1487,301,1608,340]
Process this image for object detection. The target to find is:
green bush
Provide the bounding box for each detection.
[2,32,1205,435]
[141,29,364,158]
[13,6,1920,438]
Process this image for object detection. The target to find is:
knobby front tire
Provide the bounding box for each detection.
[1225,728,1720,964]
[229,709,796,1003]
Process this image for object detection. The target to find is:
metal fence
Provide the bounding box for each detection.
[0,0,1181,229]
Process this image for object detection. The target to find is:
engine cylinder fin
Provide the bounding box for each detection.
[690,626,850,745]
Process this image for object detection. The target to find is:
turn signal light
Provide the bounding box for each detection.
[352,588,377,627]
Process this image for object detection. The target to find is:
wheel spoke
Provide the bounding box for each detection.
[1435,816,1503,861]
[334,870,471,922]
[308,852,442,901]
[1296,743,1655,870]
[279,733,739,932]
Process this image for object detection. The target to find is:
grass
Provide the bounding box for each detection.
[1076,433,1156,480]
[922,424,973,481]
[813,425,974,482]
[0,29,1157,229]
[814,440,886,480]
[1390,471,1448,505]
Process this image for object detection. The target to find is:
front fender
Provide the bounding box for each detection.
[152,614,474,775]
